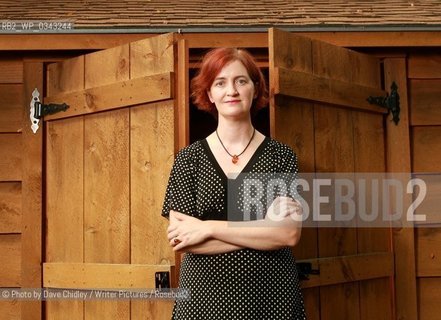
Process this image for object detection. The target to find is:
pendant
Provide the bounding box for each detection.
[232,155,239,164]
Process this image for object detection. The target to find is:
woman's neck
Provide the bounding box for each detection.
[216,117,254,145]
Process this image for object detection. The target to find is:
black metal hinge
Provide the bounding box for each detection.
[367,82,400,125]
[30,88,69,133]
[155,272,170,290]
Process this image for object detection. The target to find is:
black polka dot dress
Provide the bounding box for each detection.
[162,137,307,319]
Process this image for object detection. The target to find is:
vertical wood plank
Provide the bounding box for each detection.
[84,45,129,89]
[0,234,21,286]
[417,278,441,320]
[0,59,23,84]
[130,101,175,320]
[45,117,84,320]
[0,134,22,181]
[130,33,175,78]
[46,56,84,96]
[412,126,441,172]
[0,182,21,233]
[83,42,131,320]
[384,57,418,320]
[0,84,23,133]
[129,33,176,320]
[21,61,43,320]
[84,109,130,319]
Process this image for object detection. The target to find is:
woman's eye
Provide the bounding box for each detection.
[236,79,248,85]
[214,81,224,87]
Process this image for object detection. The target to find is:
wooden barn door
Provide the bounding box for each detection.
[42,33,177,320]
[269,28,395,319]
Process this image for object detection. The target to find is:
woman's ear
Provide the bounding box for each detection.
[207,90,214,103]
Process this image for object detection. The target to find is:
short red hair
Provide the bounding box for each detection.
[191,48,268,116]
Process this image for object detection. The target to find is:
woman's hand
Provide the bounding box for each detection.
[265,196,303,224]
[167,210,211,251]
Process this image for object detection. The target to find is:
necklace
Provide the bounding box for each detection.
[216,128,255,164]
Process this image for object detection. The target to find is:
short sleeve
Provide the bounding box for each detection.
[161,148,197,218]
[277,144,300,201]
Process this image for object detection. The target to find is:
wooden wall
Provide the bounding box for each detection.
[409,53,441,320]
[0,56,24,318]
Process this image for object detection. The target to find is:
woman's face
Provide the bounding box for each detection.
[207,60,256,119]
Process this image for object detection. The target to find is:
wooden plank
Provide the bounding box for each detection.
[412,126,441,172]
[274,67,387,114]
[0,60,23,84]
[130,33,176,78]
[0,84,23,133]
[384,57,418,320]
[44,72,173,120]
[0,301,20,319]
[85,44,129,89]
[21,62,43,320]
[130,101,175,264]
[409,79,441,126]
[408,54,441,79]
[4,32,441,51]
[0,134,22,181]
[299,252,394,289]
[0,182,21,233]
[416,228,441,277]
[130,100,177,320]
[46,56,84,96]
[177,37,189,151]
[320,283,359,320]
[417,278,441,320]
[43,263,174,289]
[84,109,130,263]
[0,234,21,286]
[302,288,320,320]
[46,118,84,263]
[312,39,381,87]
[360,278,393,320]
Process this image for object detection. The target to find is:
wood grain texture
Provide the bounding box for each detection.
[0,182,21,233]
[408,54,441,79]
[412,126,441,172]
[130,33,175,78]
[417,277,441,320]
[44,263,173,289]
[0,84,23,133]
[274,67,386,114]
[384,57,417,320]
[130,100,175,265]
[409,79,441,126]
[47,56,84,96]
[0,234,21,286]
[416,228,441,277]
[84,109,130,264]
[21,61,44,320]
[0,134,22,181]
[44,73,173,120]
[0,300,20,319]
[0,60,23,84]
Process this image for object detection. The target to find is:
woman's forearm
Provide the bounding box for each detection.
[183,239,244,255]
[206,217,301,251]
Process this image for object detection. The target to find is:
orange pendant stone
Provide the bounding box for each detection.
[232,155,239,164]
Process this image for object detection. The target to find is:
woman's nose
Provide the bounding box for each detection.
[226,83,238,96]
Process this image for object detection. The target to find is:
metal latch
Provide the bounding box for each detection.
[30,88,69,133]
[155,272,170,290]
[296,262,320,280]
[367,82,400,125]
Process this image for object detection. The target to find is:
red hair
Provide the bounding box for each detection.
[191,48,268,116]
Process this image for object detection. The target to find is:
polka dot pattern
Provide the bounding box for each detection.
[162,137,306,319]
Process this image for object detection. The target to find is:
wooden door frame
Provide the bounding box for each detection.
[22,62,44,320]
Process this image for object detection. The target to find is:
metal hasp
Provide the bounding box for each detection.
[296,262,320,280]
[29,88,69,133]
[367,82,400,125]
[155,272,170,290]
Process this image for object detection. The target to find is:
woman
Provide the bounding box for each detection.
[162,47,306,319]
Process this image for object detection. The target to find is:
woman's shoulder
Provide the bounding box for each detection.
[174,140,206,164]
[265,137,297,157]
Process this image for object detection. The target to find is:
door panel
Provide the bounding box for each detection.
[43,33,177,320]
[269,28,393,320]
